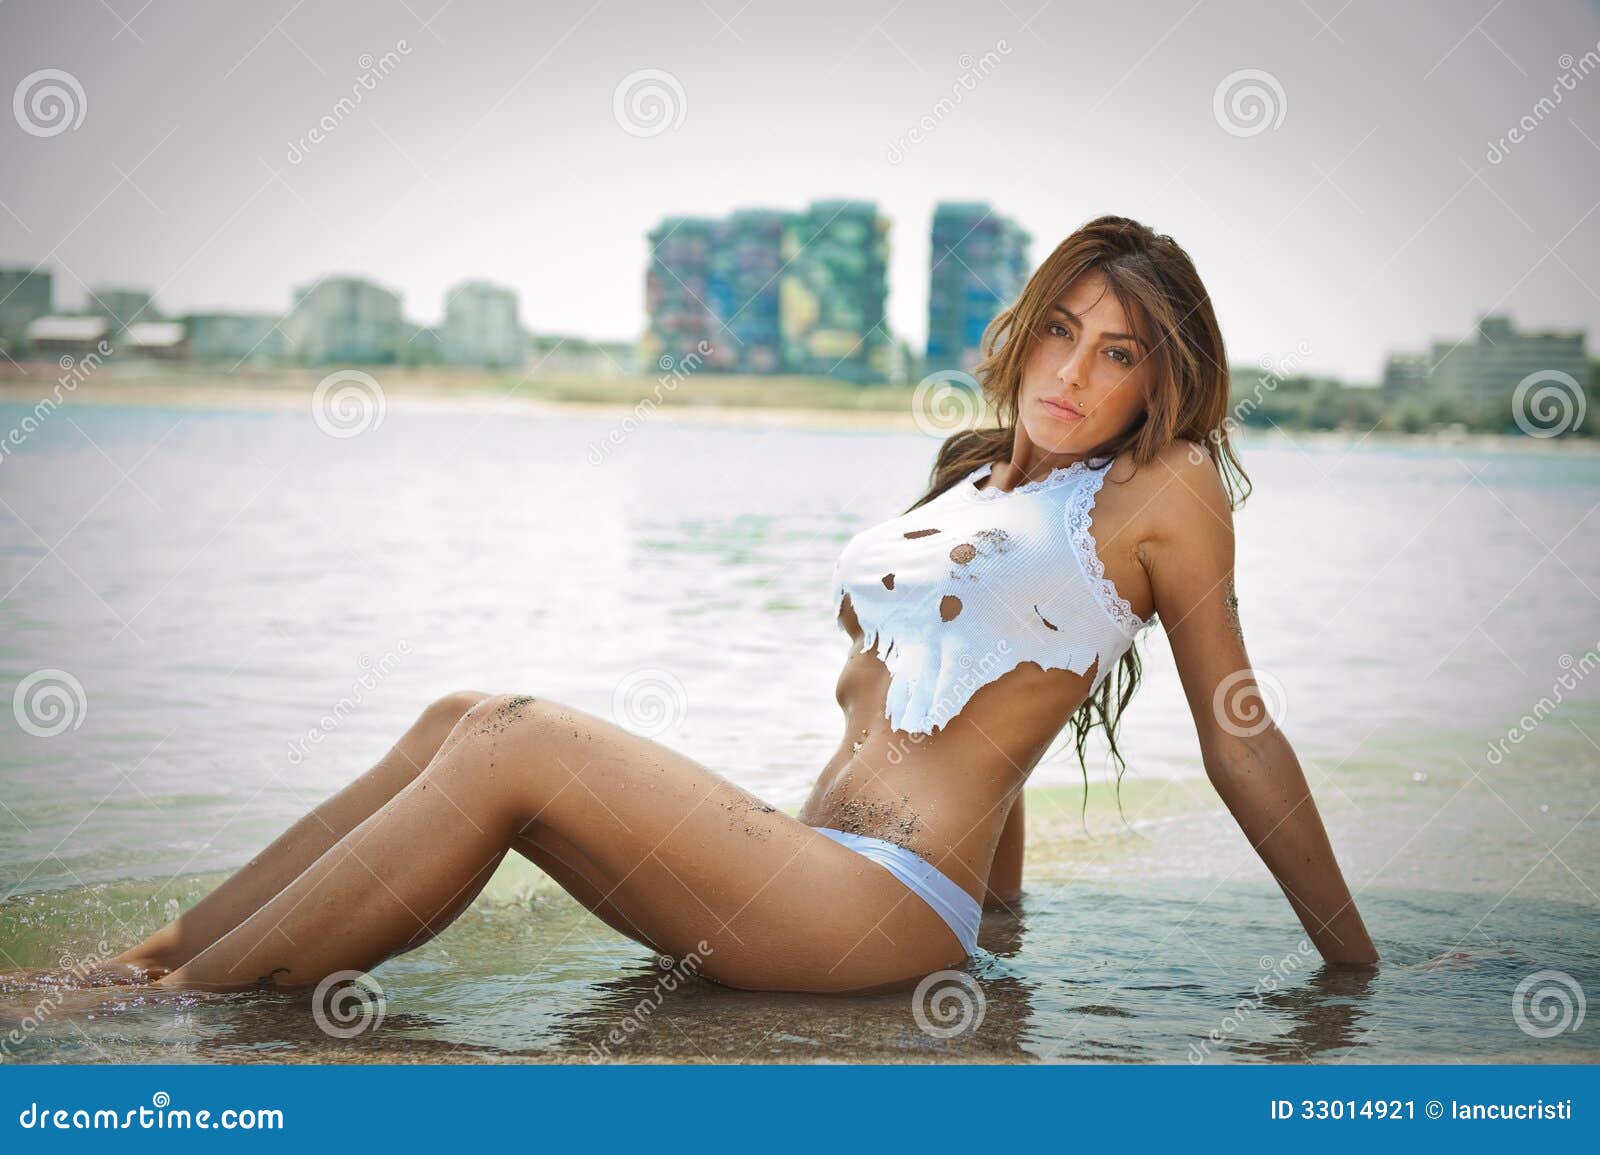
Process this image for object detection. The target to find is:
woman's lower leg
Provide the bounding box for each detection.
[155,696,538,991]
[112,691,489,976]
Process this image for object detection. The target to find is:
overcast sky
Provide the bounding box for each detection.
[2,0,1598,382]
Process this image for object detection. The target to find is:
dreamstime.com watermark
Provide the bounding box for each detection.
[285,641,412,765]
[911,969,986,1039]
[312,369,387,438]
[15,1092,283,1131]
[1210,667,1288,739]
[1213,68,1287,137]
[1188,939,1319,1062]
[1511,969,1587,1039]
[1486,641,1599,765]
[12,68,86,137]
[286,41,413,164]
[1485,40,1600,165]
[1512,369,1587,438]
[886,42,1012,164]
[613,68,686,137]
[910,369,984,438]
[311,970,386,1038]
[0,342,115,466]
[586,943,713,1061]
[586,341,713,464]
[0,941,112,1060]
[12,668,87,738]
[611,666,689,738]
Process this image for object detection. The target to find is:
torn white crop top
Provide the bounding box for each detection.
[830,456,1157,736]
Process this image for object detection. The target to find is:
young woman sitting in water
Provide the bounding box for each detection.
[20,214,1378,995]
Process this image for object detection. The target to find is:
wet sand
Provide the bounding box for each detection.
[5,764,1595,1064]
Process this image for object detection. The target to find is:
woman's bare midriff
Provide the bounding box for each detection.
[796,590,1096,904]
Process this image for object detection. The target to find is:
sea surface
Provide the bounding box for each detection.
[0,396,1596,1063]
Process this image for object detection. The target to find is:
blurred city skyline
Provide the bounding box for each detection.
[2,0,1599,382]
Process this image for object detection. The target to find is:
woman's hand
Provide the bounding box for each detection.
[1139,443,1379,968]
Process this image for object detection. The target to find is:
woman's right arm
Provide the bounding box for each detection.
[984,791,1025,909]
[1142,445,1377,968]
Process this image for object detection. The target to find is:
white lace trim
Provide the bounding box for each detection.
[1064,463,1152,637]
[964,459,1086,499]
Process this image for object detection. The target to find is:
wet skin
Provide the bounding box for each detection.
[5,273,1376,998]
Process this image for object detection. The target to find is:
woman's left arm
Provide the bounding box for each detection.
[1140,448,1378,968]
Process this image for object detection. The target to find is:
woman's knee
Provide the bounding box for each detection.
[420,694,564,818]
[417,690,492,741]
[457,692,553,737]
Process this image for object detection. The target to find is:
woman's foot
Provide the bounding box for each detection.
[0,958,168,993]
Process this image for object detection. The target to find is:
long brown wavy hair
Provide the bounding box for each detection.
[905,214,1250,805]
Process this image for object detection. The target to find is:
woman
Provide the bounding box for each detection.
[50,214,1379,995]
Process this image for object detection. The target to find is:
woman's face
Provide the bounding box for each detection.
[1017,271,1153,458]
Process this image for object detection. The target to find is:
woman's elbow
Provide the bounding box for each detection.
[1199,726,1291,789]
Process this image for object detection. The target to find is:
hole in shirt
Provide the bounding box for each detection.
[1034,603,1058,631]
[949,543,977,565]
[904,528,939,539]
[940,594,963,622]
[881,573,895,590]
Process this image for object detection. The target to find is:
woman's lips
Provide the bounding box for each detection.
[1039,396,1084,421]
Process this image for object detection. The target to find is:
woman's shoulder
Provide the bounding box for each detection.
[1104,438,1233,536]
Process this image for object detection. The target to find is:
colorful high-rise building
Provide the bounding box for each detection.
[926,202,1030,373]
[644,201,893,382]
[88,286,159,331]
[779,200,891,383]
[707,209,787,374]
[642,216,720,371]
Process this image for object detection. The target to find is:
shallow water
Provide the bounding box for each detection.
[0,399,1596,1063]
[2,872,1594,1064]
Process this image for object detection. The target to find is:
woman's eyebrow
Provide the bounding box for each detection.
[1050,304,1145,347]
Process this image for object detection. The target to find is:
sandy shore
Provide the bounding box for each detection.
[0,364,937,432]
[5,365,1593,451]
[0,380,928,432]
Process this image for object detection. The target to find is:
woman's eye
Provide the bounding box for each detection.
[1048,323,1070,338]
[1108,348,1131,365]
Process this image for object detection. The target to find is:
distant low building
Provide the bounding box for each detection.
[528,334,634,377]
[27,315,112,361]
[0,268,54,355]
[123,321,188,361]
[442,281,523,368]
[1379,352,1430,399]
[283,276,404,365]
[1384,314,1589,411]
[401,323,443,366]
[182,312,288,364]
[88,287,159,332]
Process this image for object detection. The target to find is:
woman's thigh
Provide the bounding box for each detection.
[462,695,967,993]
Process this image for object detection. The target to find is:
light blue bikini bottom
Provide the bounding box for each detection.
[812,826,981,957]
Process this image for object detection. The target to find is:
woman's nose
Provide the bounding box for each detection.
[1056,350,1084,388]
